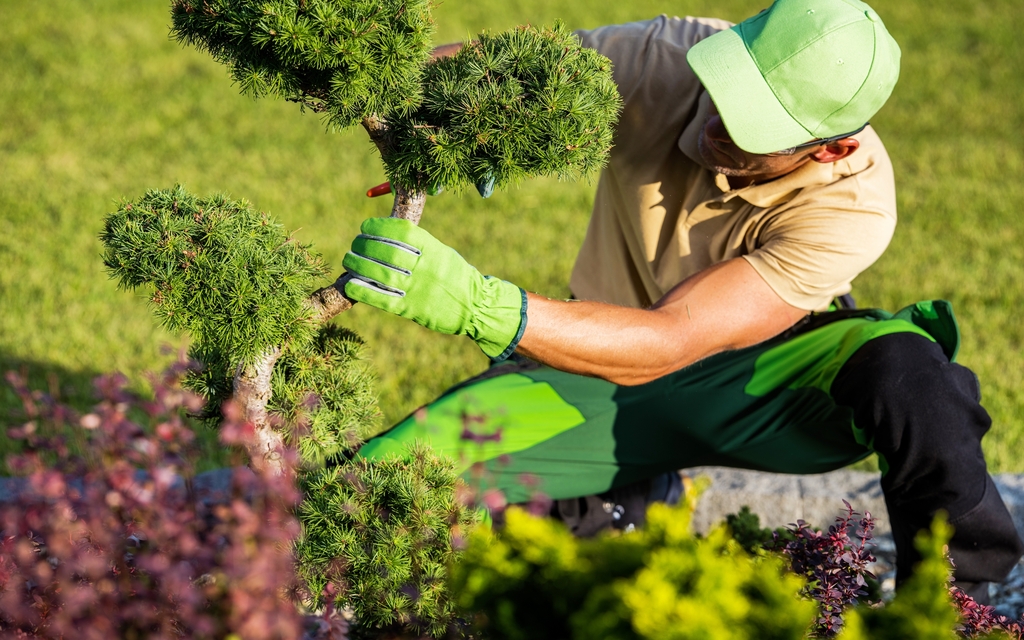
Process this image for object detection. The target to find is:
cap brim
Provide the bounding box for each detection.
[687,27,813,155]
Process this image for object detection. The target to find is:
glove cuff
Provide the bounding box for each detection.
[473,277,528,361]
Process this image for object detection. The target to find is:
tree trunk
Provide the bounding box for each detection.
[234,115,426,473]
[309,115,425,321]
[233,347,287,473]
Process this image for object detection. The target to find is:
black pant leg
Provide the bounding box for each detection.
[830,332,1023,591]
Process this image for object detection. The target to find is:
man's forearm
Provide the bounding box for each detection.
[339,217,807,384]
[516,295,694,385]
[431,42,464,59]
[515,259,808,385]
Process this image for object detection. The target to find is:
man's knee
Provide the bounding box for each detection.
[831,331,990,457]
[832,331,1022,586]
[831,331,993,519]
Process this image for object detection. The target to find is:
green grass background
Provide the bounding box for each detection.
[2,0,1022,473]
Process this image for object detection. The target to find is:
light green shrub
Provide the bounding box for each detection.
[452,500,817,640]
[452,494,1013,640]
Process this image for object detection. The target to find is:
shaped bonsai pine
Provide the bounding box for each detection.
[101,1,619,634]
[142,0,621,472]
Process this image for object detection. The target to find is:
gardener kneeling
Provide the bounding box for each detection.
[344,0,1024,603]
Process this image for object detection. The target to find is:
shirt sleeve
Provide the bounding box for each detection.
[575,16,733,105]
[744,206,896,312]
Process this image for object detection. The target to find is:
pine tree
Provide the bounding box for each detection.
[297,443,478,637]
[102,1,620,635]
[166,0,620,465]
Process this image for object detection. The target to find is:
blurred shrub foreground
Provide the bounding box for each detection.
[2,366,1023,638]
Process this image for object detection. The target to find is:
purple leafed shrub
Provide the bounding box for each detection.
[0,365,308,640]
[951,585,1024,639]
[773,500,878,638]
[455,406,552,519]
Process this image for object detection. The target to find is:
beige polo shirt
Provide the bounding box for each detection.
[570,16,898,312]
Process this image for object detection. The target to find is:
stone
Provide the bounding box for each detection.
[682,466,1024,542]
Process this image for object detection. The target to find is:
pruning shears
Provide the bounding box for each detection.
[366,174,495,199]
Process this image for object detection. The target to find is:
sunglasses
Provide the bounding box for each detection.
[765,123,870,156]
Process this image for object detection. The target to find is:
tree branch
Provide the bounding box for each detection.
[308,116,425,323]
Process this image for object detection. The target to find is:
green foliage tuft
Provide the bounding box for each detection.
[726,505,789,554]
[170,0,435,128]
[270,325,381,467]
[182,340,236,420]
[100,186,381,466]
[838,517,960,640]
[295,443,479,637]
[383,23,622,192]
[451,501,817,640]
[100,185,328,371]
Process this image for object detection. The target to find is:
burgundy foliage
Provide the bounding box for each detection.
[0,364,310,640]
[951,585,1024,639]
[773,500,878,638]
[455,408,551,519]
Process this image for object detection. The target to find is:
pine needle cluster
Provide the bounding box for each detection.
[296,443,478,637]
[383,23,622,192]
[270,325,381,466]
[101,186,381,461]
[101,185,327,369]
[170,0,434,128]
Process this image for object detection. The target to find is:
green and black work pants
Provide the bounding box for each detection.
[360,301,1024,591]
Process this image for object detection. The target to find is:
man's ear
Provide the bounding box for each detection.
[809,137,860,164]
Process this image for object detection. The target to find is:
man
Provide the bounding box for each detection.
[343,0,1023,599]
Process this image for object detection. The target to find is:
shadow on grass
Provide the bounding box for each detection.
[0,354,102,426]
[0,353,236,474]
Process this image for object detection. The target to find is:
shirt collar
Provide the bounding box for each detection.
[679,91,838,208]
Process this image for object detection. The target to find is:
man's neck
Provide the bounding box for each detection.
[726,158,813,190]
[726,175,757,189]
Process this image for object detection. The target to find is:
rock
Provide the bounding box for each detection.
[682,466,1024,618]
[995,474,1024,543]
[0,467,252,507]
[682,466,1024,542]
[683,467,888,535]
[0,476,27,503]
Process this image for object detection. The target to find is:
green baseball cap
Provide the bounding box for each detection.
[686,0,900,154]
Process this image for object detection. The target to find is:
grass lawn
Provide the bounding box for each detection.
[2,0,1022,473]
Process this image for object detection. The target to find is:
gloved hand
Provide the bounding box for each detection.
[343,217,527,360]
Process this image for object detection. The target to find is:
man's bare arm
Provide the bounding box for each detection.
[516,258,808,385]
[431,42,464,59]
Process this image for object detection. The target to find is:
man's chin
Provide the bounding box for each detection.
[698,138,747,176]
[699,152,748,177]
[709,165,751,177]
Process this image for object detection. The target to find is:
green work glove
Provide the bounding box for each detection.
[343,217,527,361]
